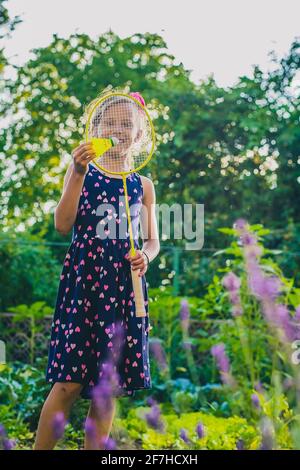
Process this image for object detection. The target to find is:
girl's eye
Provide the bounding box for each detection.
[123,121,133,128]
[103,120,133,128]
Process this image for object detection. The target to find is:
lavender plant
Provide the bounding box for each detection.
[210,219,300,449]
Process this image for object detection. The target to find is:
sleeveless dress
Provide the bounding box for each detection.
[45,163,152,399]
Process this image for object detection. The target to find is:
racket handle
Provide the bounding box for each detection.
[131,267,147,318]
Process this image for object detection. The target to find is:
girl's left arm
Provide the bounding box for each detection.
[126,176,160,276]
[140,176,160,263]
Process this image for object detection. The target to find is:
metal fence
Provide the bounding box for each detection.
[0,313,52,364]
[1,234,300,297]
[0,311,231,365]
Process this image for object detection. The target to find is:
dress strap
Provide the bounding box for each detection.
[134,172,144,199]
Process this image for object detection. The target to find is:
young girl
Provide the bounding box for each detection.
[34,91,160,450]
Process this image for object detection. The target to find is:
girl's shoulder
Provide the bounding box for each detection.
[137,174,155,202]
[139,174,152,183]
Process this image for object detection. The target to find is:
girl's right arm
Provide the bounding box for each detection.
[54,143,96,235]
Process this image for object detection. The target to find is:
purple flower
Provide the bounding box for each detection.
[145,398,164,432]
[233,218,248,231]
[91,322,125,413]
[283,376,294,390]
[274,304,296,342]
[232,305,243,317]
[0,426,15,451]
[3,438,15,450]
[179,428,191,444]
[244,244,263,260]
[52,412,67,440]
[196,422,205,439]
[211,343,230,374]
[146,396,156,407]
[2,438,15,450]
[150,340,168,370]
[240,232,257,246]
[92,382,115,416]
[0,424,5,437]
[294,306,300,323]
[260,418,274,450]
[180,299,190,321]
[236,439,245,450]
[180,299,190,334]
[107,321,125,364]
[222,272,243,317]
[84,417,96,439]
[100,436,117,450]
[251,393,261,410]
[254,381,264,393]
[101,361,120,387]
[236,222,299,353]
[222,272,241,292]
[248,271,282,301]
[92,358,121,413]
[229,291,240,305]
[211,343,235,386]
[234,218,259,250]
[248,263,300,341]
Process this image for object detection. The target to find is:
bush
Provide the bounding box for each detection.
[118,407,261,450]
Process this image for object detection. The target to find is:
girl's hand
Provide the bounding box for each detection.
[125,250,148,277]
[71,143,96,175]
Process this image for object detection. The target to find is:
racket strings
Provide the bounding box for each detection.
[86,94,153,174]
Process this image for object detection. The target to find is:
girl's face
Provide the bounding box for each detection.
[100,102,141,158]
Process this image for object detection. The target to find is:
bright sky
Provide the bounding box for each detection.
[4,0,300,88]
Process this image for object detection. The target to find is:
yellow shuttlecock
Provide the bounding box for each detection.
[90,137,119,158]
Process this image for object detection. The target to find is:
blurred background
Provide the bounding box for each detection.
[1,0,300,450]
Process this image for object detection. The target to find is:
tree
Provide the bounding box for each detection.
[0,0,21,73]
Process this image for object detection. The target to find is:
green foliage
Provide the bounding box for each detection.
[120,407,260,450]
[255,390,294,449]
[0,404,33,449]
[0,232,61,310]
[8,301,52,321]
[0,361,49,427]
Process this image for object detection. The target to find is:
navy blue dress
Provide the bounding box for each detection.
[46,164,152,399]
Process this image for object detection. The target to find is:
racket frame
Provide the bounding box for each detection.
[85,92,156,175]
